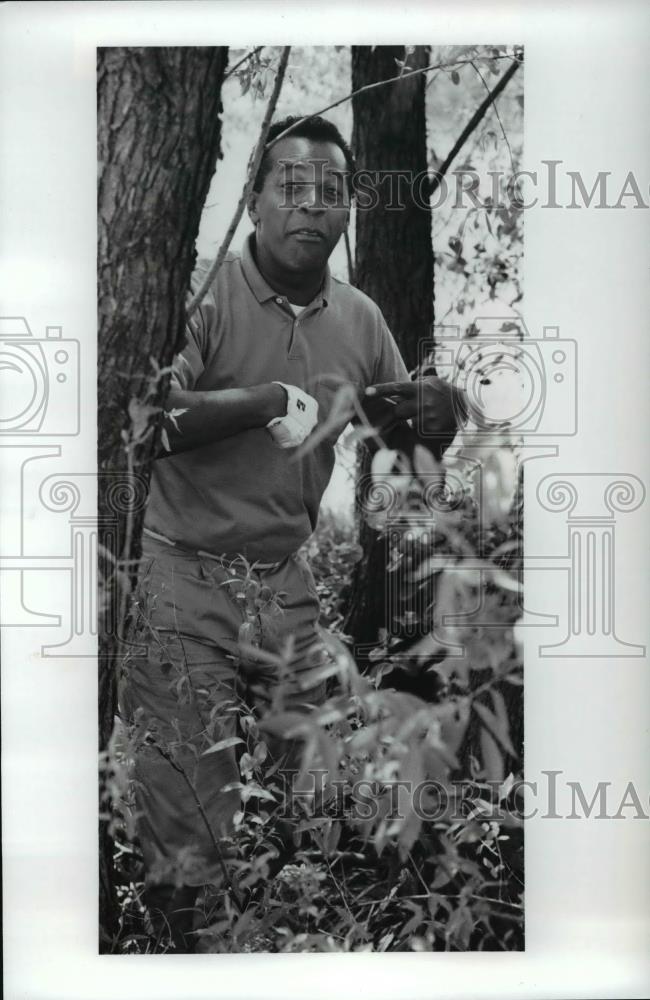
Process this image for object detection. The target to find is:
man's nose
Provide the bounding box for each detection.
[295,189,327,212]
[296,198,326,214]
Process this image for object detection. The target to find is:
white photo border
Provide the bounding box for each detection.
[1,1,649,998]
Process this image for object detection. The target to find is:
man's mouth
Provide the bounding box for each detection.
[289,228,325,241]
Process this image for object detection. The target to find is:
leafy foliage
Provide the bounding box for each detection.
[105,432,523,953]
[427,43,524,320]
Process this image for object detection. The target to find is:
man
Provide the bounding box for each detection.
[122,115,463,950]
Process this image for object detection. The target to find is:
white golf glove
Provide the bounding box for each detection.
[266,381,319,449]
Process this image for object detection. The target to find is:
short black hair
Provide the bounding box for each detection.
[252,114,356,195]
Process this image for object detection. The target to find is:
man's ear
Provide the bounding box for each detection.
[247,191,260,226]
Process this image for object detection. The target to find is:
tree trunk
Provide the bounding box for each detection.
[345,46,434,653]
[97,45,228,950]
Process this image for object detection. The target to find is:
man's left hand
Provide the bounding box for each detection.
[365,376,468,440]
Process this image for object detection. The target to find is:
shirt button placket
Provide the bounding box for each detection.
[288,313,300,357]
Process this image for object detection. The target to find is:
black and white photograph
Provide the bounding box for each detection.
[1,2,649,998]
[97,42,525,954]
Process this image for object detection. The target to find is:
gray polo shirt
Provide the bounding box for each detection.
[145,233,409,561]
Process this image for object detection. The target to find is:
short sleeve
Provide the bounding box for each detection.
[169,313,205,390]
[169,268,215,390]
[372,312,410,385]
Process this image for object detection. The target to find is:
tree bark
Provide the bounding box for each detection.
[351,45,433,370]
[97,45,228,950]
[345,46,434,653]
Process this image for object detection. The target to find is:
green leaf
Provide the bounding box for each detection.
[127,397,159,444]
[241,783,276,803]
[165,407,188,432]
[378,931,395,951]
[474,700,517,758]
[413,443,441,477]
[430,866,452,890]
[296,661,342,690]
[438,700,470,757]
[292,383,357,459]
[233,907,257,940]
[490,688,517,755]
[397,808,422,858]
[498,771,515,802]
[220,780,244,793]
[371,448,399,477]
[259,710,312,740]
[480,727,504,782]
[324,819,342,856]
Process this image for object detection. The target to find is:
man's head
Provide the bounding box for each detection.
[247,115,355,281]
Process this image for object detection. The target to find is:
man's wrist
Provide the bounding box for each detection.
[258,382,287,425]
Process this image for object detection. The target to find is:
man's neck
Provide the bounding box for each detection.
[252,237,325,306]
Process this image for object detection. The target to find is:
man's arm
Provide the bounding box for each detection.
[160,382,287,456]
[158,272,294,456]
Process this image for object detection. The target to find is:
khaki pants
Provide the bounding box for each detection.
[120,532,328,888]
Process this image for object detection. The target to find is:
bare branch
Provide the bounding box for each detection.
[266,53,518,152]
[344,228,355,285]
[469,58,519,178]
[186,46,291,320]
[427,55,522,198]
[223,46,265,83]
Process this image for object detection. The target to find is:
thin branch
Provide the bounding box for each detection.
[353,890,523,911]
[427,55,521,198]
[469,59,518,178]
[223,46,265,83]
[152,741,246,912]
[266,54,517,153]
[118,447,136,634]
[322,851,356,923]
[344,228,355,285]
[186,46,291,320]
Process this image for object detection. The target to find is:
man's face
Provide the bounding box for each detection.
[248,136,351,275]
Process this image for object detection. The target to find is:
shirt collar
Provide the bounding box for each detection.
[241,232,330,309]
